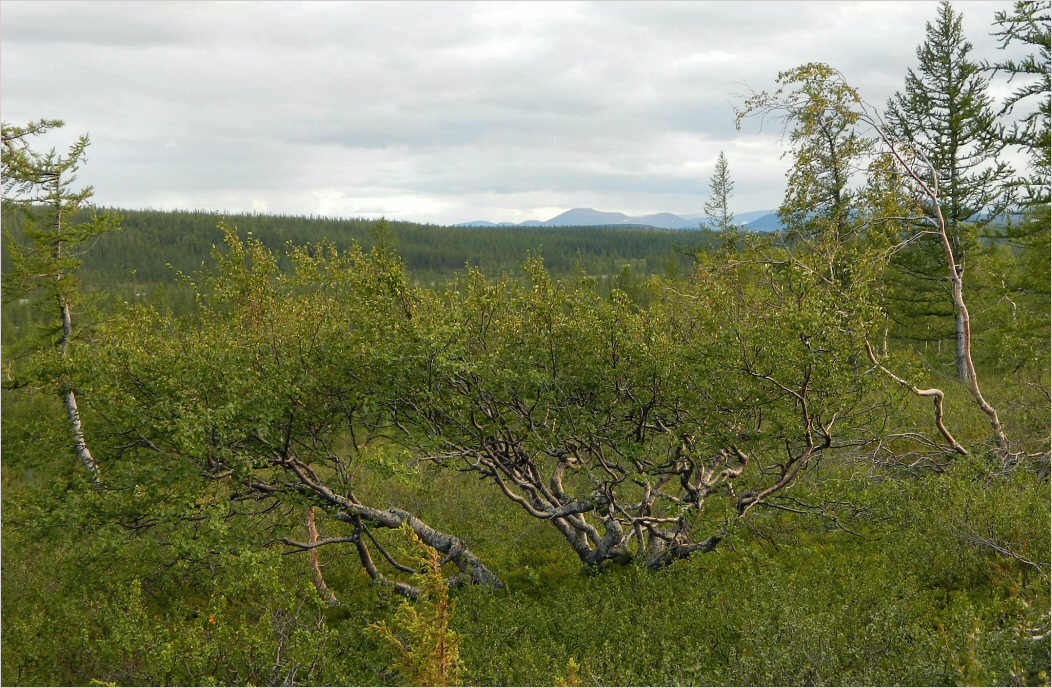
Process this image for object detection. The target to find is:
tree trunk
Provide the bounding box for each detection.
[955,307,969,382]
[869,121,1008,450]
[285,465,505,589]
[383,507,505,589]
[950,274,1007,448]
[64,389,101,483]
[645,534,722,570]
[56,203,102,483]
[59,279,101,482]
[307,506,339,606]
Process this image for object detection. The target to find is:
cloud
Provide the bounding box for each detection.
[0,1,1026,225]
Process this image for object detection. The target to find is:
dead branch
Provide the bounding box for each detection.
[953,525,1050,574]
[866,341,968,455]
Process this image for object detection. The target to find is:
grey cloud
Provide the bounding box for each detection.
[2,0,1025,225]
[4,1,209,47]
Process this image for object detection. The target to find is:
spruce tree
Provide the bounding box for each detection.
[988,0,1050,206]
[884,1,1013,381]
[983,2,1050,376]
[703,151,737,247]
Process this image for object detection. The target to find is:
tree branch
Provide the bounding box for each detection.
[866,341,967,455]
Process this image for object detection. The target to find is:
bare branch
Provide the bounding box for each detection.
[281,535,359,553]
[954,525,1050,574]
[866,341,967,455]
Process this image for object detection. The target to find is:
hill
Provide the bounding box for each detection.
[458,207,782,231]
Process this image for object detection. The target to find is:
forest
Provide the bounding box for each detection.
[1,2,1049,686]
[0,206,707,333]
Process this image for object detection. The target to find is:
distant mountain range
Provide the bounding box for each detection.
[456,208,783,232]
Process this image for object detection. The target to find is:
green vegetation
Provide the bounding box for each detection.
[885,0,1014,382]
[2,2,1049,686]
[369,526,466,687]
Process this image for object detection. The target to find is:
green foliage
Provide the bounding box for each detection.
[988,0,1051,206]
[2,519,347,685]
[369,526,465,687]
[77,224,412,481]
[554,658,582,687]
[1,121,121,356]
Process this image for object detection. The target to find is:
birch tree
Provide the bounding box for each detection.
[2,120,120,483]
[736,62,1007,451]
[77,228,503,598]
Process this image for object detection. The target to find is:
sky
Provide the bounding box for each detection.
[0,1,1031,225]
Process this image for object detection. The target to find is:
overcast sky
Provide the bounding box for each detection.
[0,1,1029,225]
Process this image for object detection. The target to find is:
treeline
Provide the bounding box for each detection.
[0,207,712,342]
[2,207,709,288]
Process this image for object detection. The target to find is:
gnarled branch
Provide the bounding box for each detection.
[866,341,967,455]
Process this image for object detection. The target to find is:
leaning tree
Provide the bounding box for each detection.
[2,119,121,483]
[736,62,1008,454]
[884,2,1014,383]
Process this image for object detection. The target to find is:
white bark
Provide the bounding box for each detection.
[866,107,1008,449]
[59,243,101,482]
[64,389,100,484]
[956,308,969,382]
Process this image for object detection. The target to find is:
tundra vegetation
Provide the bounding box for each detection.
[2,2,1050,685]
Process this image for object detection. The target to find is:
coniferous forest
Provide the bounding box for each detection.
[2,2,1050,685]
